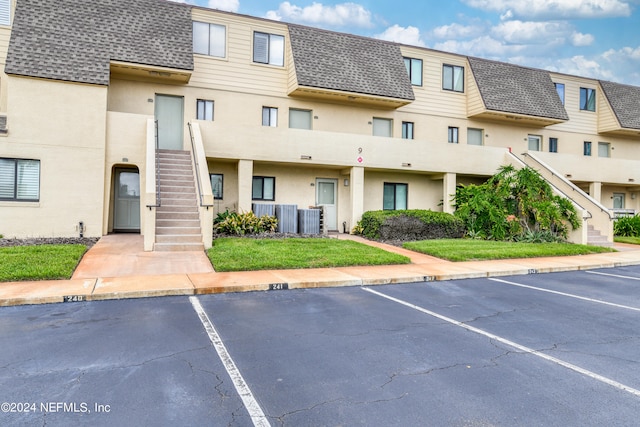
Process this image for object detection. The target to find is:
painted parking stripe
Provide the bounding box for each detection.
[361,287,640,398]
[586,270,640,281]
[190,296,271,427]
[488,277,640,312]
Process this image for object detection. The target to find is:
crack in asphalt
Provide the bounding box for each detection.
[270,393,409,426]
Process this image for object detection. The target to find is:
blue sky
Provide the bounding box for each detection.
[179,0,640,86]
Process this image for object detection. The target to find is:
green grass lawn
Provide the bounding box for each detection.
[0,244,88,281]
[614,236,640,245]
[208,237,410,272]
[403,239,615,262]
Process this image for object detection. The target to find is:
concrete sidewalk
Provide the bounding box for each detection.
[2,234,640,307]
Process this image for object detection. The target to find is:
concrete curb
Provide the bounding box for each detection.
[3,251,640,307]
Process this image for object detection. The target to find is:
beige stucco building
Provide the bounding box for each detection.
[1,0,638,249]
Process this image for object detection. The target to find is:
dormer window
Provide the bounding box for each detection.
[193,22,226,58]
[580,87,596,112]
[404,57,423,86]
[253,32,284,66]
[443,64,464,93]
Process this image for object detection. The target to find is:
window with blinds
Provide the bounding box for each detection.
[0,158,40,201]
[253,32,284,66]
[0,0,10,26]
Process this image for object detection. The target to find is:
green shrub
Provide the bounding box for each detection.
[614,215,640,237]
[454,165,579,242]
[355,210,465,240]
[213,211,278,235]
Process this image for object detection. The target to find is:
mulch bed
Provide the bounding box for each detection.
[0,237,99,248]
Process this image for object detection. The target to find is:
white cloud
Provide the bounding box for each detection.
[265,2,373,28]
[491,20,567,44]
[571,32,595,46]
[375,25,426,46]
[431,23,484,40]
[462,0,631,20]
[207,0,239,12]
[433,35,527,58]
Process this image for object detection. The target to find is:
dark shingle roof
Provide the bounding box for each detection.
[599,80,640,130]
[287,24,414,101]
[468,57,568,121]
[5,0,193,85]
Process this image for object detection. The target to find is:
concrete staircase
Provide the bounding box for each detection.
[154,149,204,252]
[587,224,613,247]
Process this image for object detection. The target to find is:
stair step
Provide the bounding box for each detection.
[157,211,200,220]
[157,219,201,227]
[159,199,197,207]
[158,169,193,179]
[155,234,203,243]
[153,242,205,252]
[160,186,197,194]
[156,226,201,235]
[157,192,197,200]
[159,178,194,185]
[157,161,192,168]
[588,241,614,247]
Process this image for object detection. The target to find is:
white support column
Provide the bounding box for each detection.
[589,181,602,204]
[349,166,364,233]
[443,172,457,214]
[237,160,253,213]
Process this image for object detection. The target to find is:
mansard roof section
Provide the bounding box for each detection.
[468,57,569,125]
[600,80,640,131]
[287,24,415,107]
[6,0,194,85]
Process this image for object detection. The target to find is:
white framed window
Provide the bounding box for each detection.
[443,64,464,92]
[289,109,312,130]
[252,176,275,201]
[580,87,596,112]
[210,174,223,200]
[196,99,214,121]
[584,141,592,156]
[193,22,226,58]
[467,128,483,146]
[0,158,40,201]
[528,135,542,151]
[448,126,459,144]
[549,137,558,153]
[402,122,414,139]
[253,32,284,66]
[262,107,278,127]
[598,142,611,158]
[373,118,393,137]
[554,83,565,105]
[403,57,423,86]
[383,183,408,210]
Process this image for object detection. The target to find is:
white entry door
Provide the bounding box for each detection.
[155,94,184,150]
[316,178,337,231]
[114,168,140,232]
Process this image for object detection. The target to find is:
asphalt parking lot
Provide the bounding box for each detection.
[2,267,640,426]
